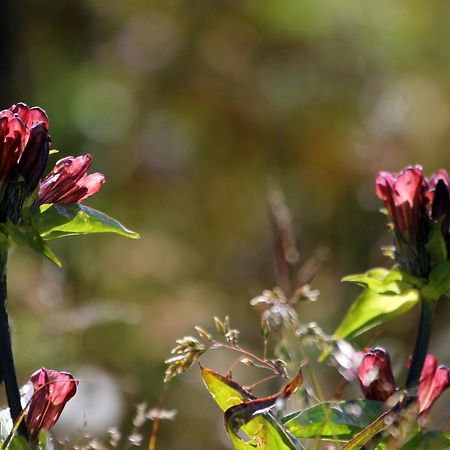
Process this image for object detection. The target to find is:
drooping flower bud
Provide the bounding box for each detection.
[417,355,450,415]
[26,368,78,442]
[357,348,396,402]
[39,154,105,205]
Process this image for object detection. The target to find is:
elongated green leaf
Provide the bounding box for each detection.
[342,267,424,295]
[334,287,419,340]
[4,222,61,267]
[201,367,302,450]
[342,268,390,291]
[33,204,139,240]
[402,431,450,450]
[282,400,385,441]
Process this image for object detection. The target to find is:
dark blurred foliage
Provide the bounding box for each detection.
[2,0,450,448]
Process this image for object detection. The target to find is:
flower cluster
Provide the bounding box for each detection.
[357,348,450,416]
[375,166,450,276]
[0,103,105,224]
[0,104,50,222]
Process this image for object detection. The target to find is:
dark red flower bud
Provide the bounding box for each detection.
[39,154,105,205]
[357,348,396,402]
[417,355,450,415]
[26,368,78,442]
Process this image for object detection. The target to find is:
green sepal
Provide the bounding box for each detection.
[38,430,50,449]
[282,400,385,441]
[2,221,61,267]
[420,260,450,301]
[32,203,139,240]
[425,218,447,264]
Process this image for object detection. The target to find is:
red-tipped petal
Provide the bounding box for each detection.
[393,166,425,207]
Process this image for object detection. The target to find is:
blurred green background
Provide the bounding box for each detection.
[2,0,450,448]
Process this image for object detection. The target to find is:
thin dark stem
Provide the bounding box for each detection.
[406,298,435,390]
[0,248,28,438]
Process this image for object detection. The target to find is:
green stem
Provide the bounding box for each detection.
[0,246,28,438]
[405,296,436,390]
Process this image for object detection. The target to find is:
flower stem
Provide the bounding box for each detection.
[405,296,436,390]
[0,247,28,438]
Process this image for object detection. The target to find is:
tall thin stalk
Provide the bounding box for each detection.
[405,296,436,390]
[0,245,27,438]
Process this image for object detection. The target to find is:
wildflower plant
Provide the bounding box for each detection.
[163,168,450,449]
[0,103,138,448]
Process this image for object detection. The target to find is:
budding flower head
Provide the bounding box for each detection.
[39,154,105,205]
[26,368,78,442]
[357,348,396,402]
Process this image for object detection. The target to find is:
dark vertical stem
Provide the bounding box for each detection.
[405,298,435,390]
[0,247,28,438]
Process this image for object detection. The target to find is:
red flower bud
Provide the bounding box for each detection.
[26,368,78,441]
[417,355,450,415]
[39,154,105,205]
[375,166,427,240]
[357,348,396,402]
[375,166,431,275]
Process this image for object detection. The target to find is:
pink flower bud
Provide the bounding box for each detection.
[417,355,450,415]
[26,368,78,441]
[357,348,396,402]
[39,154,105,205]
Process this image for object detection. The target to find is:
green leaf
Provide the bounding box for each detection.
[341,408,395,450]
[333,287,419,340]
[425,219,447,264]
[342,267,424,294]
[402,431,450,450]
[201,367,302,450]
[421,261,450,301]
[32,203,139,240]
[4,222,61,267]
[342,268,390,291]
[282,400,385,441]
